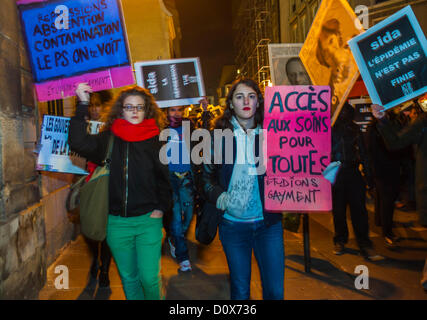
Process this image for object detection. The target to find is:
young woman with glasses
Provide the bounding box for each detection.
[69,83,172,300]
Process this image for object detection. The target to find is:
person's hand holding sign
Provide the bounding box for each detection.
[75,83,93,103]
[371,104,386,119]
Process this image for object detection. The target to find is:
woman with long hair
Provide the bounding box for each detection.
[83,89,114,288]
[69,83,172,300]
[202,78,285,300]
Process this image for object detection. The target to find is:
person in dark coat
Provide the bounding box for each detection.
[372,103,427,292]
[366,111,405,248]
[331,103,383,261]
[371,104,427,227]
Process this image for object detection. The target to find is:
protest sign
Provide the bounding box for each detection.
[268,43,311,86]
[299,0,363,126]
[348,98,373,125]
[37,116,102,174]
[134,58,205,108]
[348,98,374,132]
[17,0,134,102]
[264,86,332,212]
[348,6,427,110]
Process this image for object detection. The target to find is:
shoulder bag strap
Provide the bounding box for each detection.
[102,134,114,168]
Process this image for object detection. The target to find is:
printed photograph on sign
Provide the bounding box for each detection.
[299,0,363,125]
[134,58,206,108]
[268,43,311,86]
[263,85,332,212]
[348,6,427,111]
[17,0,134,101]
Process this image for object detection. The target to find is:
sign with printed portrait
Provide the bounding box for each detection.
[134,58,206,108]
[268,43,311,86]
[17,0,134,102]
[264,85,332,212]
[348,6,427,110]
[299,0,363,126]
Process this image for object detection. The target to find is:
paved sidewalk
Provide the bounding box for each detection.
[38,206,427,300]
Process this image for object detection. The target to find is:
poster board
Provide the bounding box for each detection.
[268,43,311,86]
[348,98,374,132]
[299,0,363,125]
[348,6,427,111]
[264,85,332,212]
[134,58,205,108]
[17,0,134,102]
[37,116,102,174]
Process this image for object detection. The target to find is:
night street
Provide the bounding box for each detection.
[2,0,427,303]
[38,203,427,300]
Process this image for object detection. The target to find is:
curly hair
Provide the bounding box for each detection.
[99,86,166,131]
[212,78,264,130]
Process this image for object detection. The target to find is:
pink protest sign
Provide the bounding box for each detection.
[17,0,135,102]
[34,66,134,102]
[264,85,332,212]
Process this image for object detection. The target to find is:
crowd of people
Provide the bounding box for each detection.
[67,77,426,300]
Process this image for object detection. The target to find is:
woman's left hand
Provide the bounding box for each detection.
[150,210,164,218]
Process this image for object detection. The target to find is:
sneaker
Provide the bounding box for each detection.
[360,247,385,261]
[179,259,192,272]
[333,243,345,255]
[168,237,176,259]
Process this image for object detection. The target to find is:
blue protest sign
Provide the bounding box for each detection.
[18,0,130,83]
[348,6,427,110]
[37,115,88,175]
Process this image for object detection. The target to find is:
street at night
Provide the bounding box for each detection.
[1,0,427,307]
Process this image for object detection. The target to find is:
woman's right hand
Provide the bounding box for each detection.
[75,82,92,103]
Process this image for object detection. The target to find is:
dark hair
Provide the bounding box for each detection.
[213,78,264,130]
[100,86,166,131]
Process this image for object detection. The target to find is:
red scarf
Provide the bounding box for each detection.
[111,118,160,142]
[85,161,98,182]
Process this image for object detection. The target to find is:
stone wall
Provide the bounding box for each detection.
[0,0,77,299]
[0,204,46,299]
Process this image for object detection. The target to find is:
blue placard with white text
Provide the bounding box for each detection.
[348,6,427,110]
[19,0,130,83]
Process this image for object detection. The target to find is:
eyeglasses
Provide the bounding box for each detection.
[123,104,145,112]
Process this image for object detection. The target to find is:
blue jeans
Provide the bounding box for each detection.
[169,171,194,263]
[219,218,285,300]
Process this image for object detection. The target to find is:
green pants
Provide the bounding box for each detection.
[106,213,163,300]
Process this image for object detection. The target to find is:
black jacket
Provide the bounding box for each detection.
[332,119,373,187]
[376,113,427,222]
[366,117,405,180]
[69,104,172,218]
[202,132,282,227]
